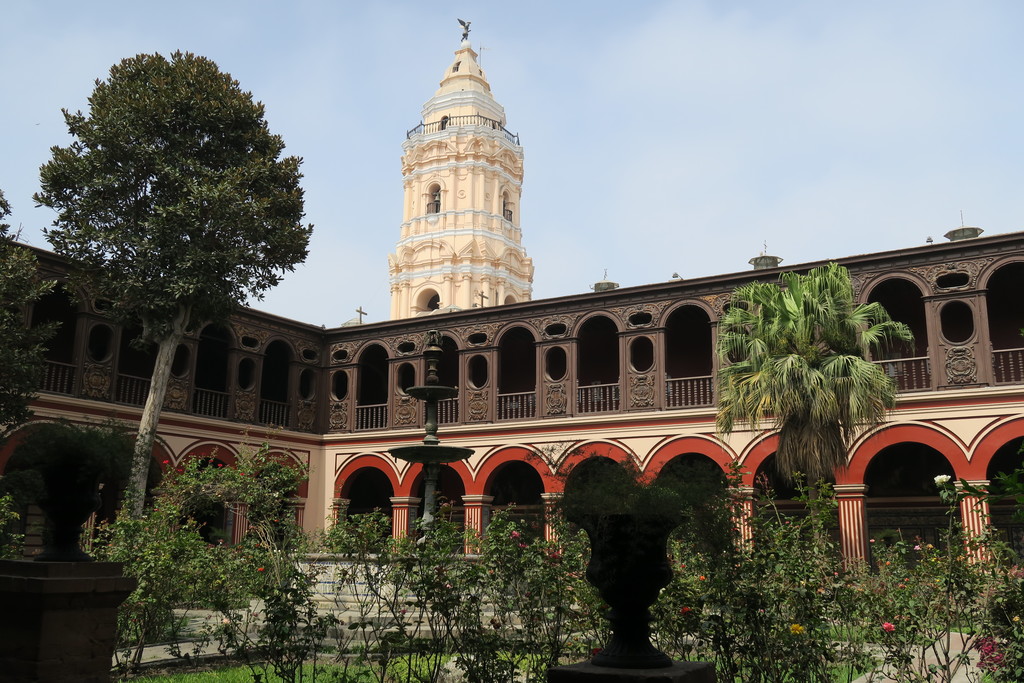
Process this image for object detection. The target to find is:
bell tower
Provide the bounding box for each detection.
[388,32,533,319]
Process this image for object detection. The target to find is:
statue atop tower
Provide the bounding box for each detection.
[388,28,533,320]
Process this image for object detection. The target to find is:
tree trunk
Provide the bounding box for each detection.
[124,307,189,519]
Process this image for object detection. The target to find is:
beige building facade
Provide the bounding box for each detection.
[388,39,533,319]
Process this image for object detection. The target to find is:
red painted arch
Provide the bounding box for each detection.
[738,435,780,487]
[556,441,635,489]
[971,417,1024,478]
[472,447,554,496]
[335,455,400,498]
[401,458,474,498]
[178,441,239,467]
[842,424,973,484]
[645,437,734,479]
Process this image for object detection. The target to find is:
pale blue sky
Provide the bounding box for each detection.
[3,1,1022,326]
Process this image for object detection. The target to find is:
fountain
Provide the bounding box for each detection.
[388,330,473,526]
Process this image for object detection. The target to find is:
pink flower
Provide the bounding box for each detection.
[510,531,521,539]
[882,622,896,633]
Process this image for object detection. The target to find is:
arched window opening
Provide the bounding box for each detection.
[664,306,713,407]
[868,278,930,391]
[116,325,156,406]
[31,284,77,368]
[988,263,1024,383]
[497,327,536,420]
[577,316,619,413]
[259,340,292,427]
[341,468,394,520]
[193,324,231,418]
[489,461,544,536]
[356,344,389,430]
[427,184,441,214]
[864,442,954,550]
[987,437,1024,555]
[502,191,513,222]
[415,465,466,528]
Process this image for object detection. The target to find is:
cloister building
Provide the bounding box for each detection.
[3,37,1024,562]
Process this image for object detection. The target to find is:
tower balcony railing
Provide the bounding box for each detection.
[875,357,931,392]
[193,388,229,418]
[665,375,714,408]
[407,115,520,145]
[993,347,1024,384]
[41,360,76,395]
[497,391,536,420]
[577,383,620,414]
[355,403,388,431]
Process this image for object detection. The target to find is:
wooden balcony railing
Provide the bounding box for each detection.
[115,374,151,406]
[577,383,620,414]
[259,399,290,427]
[665,375,714,408]
[193,388,229,418]
[875,357,931,392]
[41,360,76,395]
[993,347,1024,384]
[497,391,536,420]
[355,404,387,431]
[437,397,459,424]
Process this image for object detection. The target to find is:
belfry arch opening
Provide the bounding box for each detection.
[426,184,441,214]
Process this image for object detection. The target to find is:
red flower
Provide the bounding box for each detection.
[882,622,896,633]
[257,567,265,572]
[680,606,692,615]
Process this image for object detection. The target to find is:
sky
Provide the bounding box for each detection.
[3,1,1023,328]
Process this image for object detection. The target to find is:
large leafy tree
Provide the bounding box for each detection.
[0,189,54,436]
[716,262,913,484]
[35,52,312,517]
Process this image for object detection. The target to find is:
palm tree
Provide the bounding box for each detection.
[716,262,913,484]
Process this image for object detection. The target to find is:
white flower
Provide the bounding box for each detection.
[934,475,951,485]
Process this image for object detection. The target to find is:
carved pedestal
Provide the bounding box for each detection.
[0,560,136,683]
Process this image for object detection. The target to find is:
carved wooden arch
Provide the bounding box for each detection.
[978,255,1024,291]
[858,271,932,303]
[493,320,542,345]
[335,454,401,499]
[572,310,627,337]
[663,299,718,324]
[842,423,974,484]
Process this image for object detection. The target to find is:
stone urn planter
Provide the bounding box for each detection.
[6,421,132,561]
[562,460,685,669]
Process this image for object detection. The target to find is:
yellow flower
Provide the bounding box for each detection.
[790,623,805,635]
[1014,616,1021,623]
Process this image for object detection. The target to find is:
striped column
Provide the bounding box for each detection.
[729,486,755,546]
[541,492,563,542]
[834,484,869,565]
[230,502,249,545]
[957,480,990,561]
[332,498,350,523]
[287,498,305,528]
[461,495,495,554]
[389,497,421,539]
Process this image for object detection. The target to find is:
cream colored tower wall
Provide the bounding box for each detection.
[389,42,533,319]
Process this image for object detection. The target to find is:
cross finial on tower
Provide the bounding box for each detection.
[355,306,367,324]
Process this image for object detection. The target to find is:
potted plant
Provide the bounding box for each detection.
[6,421,133,561]
[561,459,686,668]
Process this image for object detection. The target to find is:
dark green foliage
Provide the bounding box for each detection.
[0,189,54,436]
[35,51,311,340]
